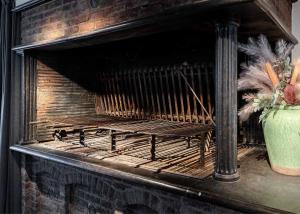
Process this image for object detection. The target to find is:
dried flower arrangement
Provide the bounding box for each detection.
[238,35,300,123]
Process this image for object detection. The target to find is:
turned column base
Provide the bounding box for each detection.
[214,171,240,182]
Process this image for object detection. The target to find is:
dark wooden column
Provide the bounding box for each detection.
[24,54,38,143]
[214,20,240,181]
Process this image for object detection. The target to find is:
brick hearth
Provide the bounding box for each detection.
[21,155,240,214]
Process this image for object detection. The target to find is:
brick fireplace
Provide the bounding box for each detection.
[8,0,297,213]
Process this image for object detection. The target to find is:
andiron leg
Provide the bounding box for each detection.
[150,135,156,161]
[186,137,191,148]
[199,135,205,166]
[110,130,116,151]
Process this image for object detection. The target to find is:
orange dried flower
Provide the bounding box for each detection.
[291,59,300,85]
[264,63,279,87]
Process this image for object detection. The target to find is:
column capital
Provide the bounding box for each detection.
[215,20,240,28]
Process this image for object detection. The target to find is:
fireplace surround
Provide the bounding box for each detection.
[6,0,299,213]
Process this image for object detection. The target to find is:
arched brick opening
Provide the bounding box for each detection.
[123,204,158,214]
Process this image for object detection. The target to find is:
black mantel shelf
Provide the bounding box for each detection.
[10,144,299,214]
[12,0,297,53]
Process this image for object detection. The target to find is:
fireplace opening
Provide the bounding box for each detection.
[27,29,254,179]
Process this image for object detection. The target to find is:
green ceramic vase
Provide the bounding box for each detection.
[262,105,300,176]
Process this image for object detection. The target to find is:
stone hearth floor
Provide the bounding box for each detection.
[200,150,300,213]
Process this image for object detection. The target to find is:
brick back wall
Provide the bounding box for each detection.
[21,155,241,214]
[20,0,195,45]
[36,53,98,142]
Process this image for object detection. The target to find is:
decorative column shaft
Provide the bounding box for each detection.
[214,21,240,181]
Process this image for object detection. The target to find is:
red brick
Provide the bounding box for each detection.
[64,25,79,35]
[20,0,198,45]
[78,22,94,33]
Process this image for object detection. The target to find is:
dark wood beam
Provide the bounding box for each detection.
[255,0,298,44]
[12,0,50,12]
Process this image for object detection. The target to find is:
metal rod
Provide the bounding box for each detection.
[143,68,150,117]
[133,69,141,118]
[148,68,156,119]
[178,66,186,122]
[159,67,167,120]
[177,69,216,126]
[138,68,145,118]
[197,64,205,124]
[127,69,135,117]
[204,64,213,117]
[153,68,162,119]
[171,66,179,122]
[165,67,173,121]
[183,65,192,122]
[120,70,128,117]
[190,65,198,123]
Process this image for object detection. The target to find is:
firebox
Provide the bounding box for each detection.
[12,30,259,212]
[18,29,255,180]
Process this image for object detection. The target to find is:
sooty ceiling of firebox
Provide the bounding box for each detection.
[36,29,214,93]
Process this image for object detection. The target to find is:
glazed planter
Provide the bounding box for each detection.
[263,105,300,176]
